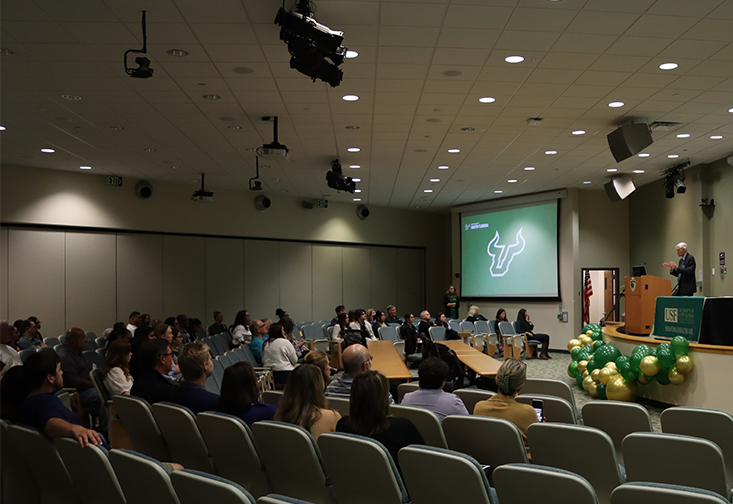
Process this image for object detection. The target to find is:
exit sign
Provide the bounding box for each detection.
[107,176,123,187]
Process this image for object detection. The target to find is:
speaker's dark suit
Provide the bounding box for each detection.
[670,253,696,296]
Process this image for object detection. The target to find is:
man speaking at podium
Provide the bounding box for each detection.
[663,242,696,296]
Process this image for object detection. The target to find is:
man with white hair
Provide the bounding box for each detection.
[663,242,697,296]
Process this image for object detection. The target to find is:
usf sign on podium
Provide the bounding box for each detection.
[624,275,671,335]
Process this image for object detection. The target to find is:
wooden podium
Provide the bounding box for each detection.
[624,275,672,335]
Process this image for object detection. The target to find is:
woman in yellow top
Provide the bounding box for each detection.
[473,359,538,459]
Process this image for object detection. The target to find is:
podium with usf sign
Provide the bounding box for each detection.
[624,275,672,335]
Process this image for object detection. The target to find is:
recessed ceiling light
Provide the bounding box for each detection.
[350,165,360,169]
[608,101,624,108]
[494,190,503,194]
[545,150,557,155]
[659,62,678,70]
[345,125,360,130]
[583,181,592,184]
[438,165,449,170]
[429,178,440,182]
[172,166,180,170]
[61,94,82,101]
[110,126,124,130]
[424,189,433,193]
[729,107,733,113]
[508,179,517,183]
[271,178,280,182]
[443,70,463,77]
[345,50,358,59]
[40,148,55,153]
[202,94,220,100]
[347,147,360,152]
[572,130,586,135]
[280,190,289,193]
[353,198,361,201]
[447,149,460,153]
[461,127,475,132]
[354,189,362,193]
[228,125,242,130]
[79,166,92,170]
[638,153,650,157]
[676,133,690,138]
[478,97,496,103]
[0,126,5,131]
[633,170,645,174]
[505,56,524,64]
[668,154,679,158]
[166,49,189,57]
[607,168,618,172]
[524,166,535,171]
[710,135,723,139]
[342,95,359,101]
[144,148,157,152]
[352,178,361,182]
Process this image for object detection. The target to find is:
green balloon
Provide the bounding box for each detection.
[656,370,671,385]
[670,336,689,356]
[615,355,630,368]
[629,352,644,373]
[576,375,584,389]
[640,373,655,384]
[587,355,597,372]
[620,361,637,382]
[596,383,607,400]
[571,347,584,362]
[633,344,653,357]
[590,330,603,342]
[578,350,591,362]
[656,344,676,370]
[568,361,580,378]
[582,324,594,334]
[592,340,604,352]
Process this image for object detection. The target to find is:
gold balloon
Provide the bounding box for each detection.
[591,368,601,384]
[582,370,590,379]
[638,372,653,385]
[583,375,594,392]
[606,374,638,402]
[588,382,599,398]
[639,355,661,376]
[578,360,588,375]
[669,368,685,385]
[567,339,581,352]
[586,330,594,337]
[604,362,618,372]
[676,355,694,374]
[579,335,592,347]
[599,367,618,385]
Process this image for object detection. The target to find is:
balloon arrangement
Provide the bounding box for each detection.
[566,323,694,402]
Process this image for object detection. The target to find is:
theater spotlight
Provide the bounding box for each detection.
[664,175,675,199]
[124,11,154,79]
[674,170,686,194]
[326,159,356,193]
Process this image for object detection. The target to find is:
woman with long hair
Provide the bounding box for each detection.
[304,350,333,387]
[282,316,309,359]
[366,308,376,324]
[494,308,508,353]
[336,370,423,472]
[101,339,133,396]
[330,312,348,343]
[517,308,551,360]
[274,363,340,440]
[230,310,252,347]
[219,362,276,426]
[372,310,388,338]
[261,322,298,385]
[443,285,460,320]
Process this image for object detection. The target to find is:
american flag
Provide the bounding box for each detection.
[583,271,594,324]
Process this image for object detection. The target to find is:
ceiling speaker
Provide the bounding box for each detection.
[604,177,636,202]
[356,204,370,220]
[135,180,153,199]
[254,195,271,212]
[607,123,653,162]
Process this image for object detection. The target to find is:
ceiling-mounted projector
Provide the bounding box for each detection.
[258,116,289,159]
[191,173,213,202]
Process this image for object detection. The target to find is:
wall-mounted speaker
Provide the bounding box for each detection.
[302,201,314,210]
[604,176,636,202]
[356,204,370,220]
[254,195,271,212]
[135,180,153,199]
[607,123,653,162]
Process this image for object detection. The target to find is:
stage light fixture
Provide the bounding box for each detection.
[674,171,686,194]
[665,175,675,199]
[249,157,264,191]
[124,11,154,78]
[326,159,356,193]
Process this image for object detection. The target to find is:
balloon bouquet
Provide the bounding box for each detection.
[567,323,694,402]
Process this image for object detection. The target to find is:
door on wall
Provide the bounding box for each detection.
[580,268,620,327]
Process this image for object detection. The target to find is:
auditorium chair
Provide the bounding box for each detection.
[113,394,171,462]
[109,449,180,504]
[611,482,731,504]
[0,419,40,504]
[494,463,599,504]
[453,388,495,413]
[515,394,577,424]
[171,469,256,504]
[389,405,447,449]
[582,401,652,465]
[55,437,126,504]
[152,402,214,473]
[396,382,419,403]
[520,378,580,419]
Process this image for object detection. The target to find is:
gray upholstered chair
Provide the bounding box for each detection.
[494,463,599,504]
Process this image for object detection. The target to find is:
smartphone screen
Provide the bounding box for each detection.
[532,399,544,423]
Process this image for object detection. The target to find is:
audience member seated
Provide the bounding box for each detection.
[164,316,180,331]
[219,362,276,426]
[176,314,191,343]
[208,311,227,336]
[304,350,334,388]
[372,310,388,336]
[27,316,44,340]
[517,308,551,360]
[417,310,434,341]
[189,318,204,341]
[434,312,450,330]
[474,359,537,459]
[168,328,184,381]
[249,319,267,365]
[19,351,108,448]
[105,323,132,354]
[400,358,468,421]
[130,325,155,371]
[336,370,423,473]
[17,319,44,350]
[325,344,394,403]
[154,323,180,381]
[57,327,106,431]
[495,308,508,353]
[330,305,346,327]
[275,308,289,321]
[230,310,252,347]
[1,365,27,422]
[140,313,152,328]
[282,316,309,359]
[170,342,219,414]
[366,308,376,324]
[130,339,176,405]
[0,321,22,368]
[400,313,420,358]
[466,305,488,323]
[261,323,297,385]
[275,363,340,440]
[330,312,348,343]
[384,305,400,325]
[349,308,376,341]
[101,339,134,396]
[126,311,141,334]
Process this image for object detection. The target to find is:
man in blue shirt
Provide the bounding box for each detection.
[19,350,108,448]
[401,357,468,421]
[249,319,267,365]
[170,341,219,414]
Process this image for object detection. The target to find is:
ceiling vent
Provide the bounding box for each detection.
[649,121,682,131]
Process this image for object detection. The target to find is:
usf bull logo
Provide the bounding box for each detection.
[486,228,526,277]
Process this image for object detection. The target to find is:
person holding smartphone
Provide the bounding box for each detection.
[516,309,551,360]
[473,359,539,459]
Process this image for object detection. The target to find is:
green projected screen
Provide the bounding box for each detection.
[460,201,559,298]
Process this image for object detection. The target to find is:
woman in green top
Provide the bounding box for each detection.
[443,285,460,319]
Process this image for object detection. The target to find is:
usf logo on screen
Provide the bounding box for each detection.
[664,308,679,323]
[486,228,526,277]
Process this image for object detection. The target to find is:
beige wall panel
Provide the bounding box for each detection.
[65,232,117,335]
[397,248,425,316]
[279,242,313,322]
[312,245,344,322]
[0,227,8,318]
[8,229,66,338]
[117,233,163,321]
[244,240,280,321]
[370,247,398,312]
[205,237,244,329]
[342,246,371,311]
[163,235,205,320]
[703,159,733,296]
